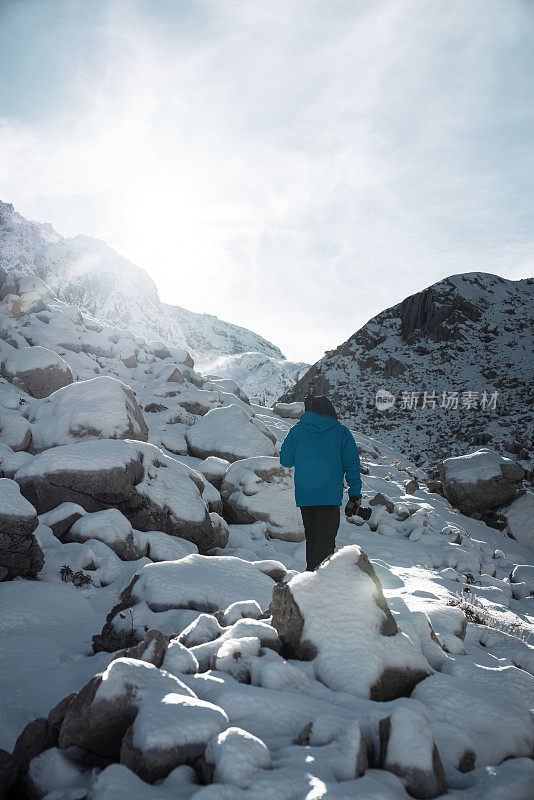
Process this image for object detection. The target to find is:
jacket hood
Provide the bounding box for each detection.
[299,411,340,432]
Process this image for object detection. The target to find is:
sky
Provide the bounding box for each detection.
[0,0,533,363]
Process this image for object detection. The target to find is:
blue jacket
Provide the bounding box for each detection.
[279,411,361,507]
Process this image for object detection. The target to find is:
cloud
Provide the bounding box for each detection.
[0,0,532,362]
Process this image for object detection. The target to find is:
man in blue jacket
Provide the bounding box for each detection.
[279,395,362,571]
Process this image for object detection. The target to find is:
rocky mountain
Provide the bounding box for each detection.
[281,272,534,467]
[0,201,306,400]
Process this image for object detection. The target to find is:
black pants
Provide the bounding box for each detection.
[300,505,340,571]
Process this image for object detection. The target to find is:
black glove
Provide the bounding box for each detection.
[345,495,361,517]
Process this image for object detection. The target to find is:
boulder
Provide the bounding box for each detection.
[15,439,221,553]
[2,346,73,398]
[439,448,525,514]
[67,508,139,560]
[58,657,227,782]
[0,478,43,580]
[220,457,304,542]
[369,492,395,513]
[272,402,304,419]
[59,658,195,759]
[197,456,230,490]
[38,502,85,541]
[93,554,275,652]
[119,696,228,782]
[27,375,148,452]
[186,404,277,462]
[379,707,447,799]
[204,727,271,788]
[0,409,32,451]
[269,545,431,700]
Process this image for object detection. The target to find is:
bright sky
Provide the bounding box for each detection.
[0,0,533,363]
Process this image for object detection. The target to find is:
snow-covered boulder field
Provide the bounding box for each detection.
[1,265,533,800]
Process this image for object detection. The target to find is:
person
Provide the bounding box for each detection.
[279,394,362,571]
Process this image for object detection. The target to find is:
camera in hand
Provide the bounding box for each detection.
[357,506,372,521]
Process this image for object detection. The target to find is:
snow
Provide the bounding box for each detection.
[442,448,517,483]
[95,657,195,703]
[186,404,277,461]
[0,477,36,517]
[27,375,147,451]
[69,508,132,547]
[130,554,275,613]
[412,666,534,765]
[133,530,198,562]
[1,235,533,800]
[501,492,534,549]
[383,705,435,772]
[287,545,431,698]
[3,344,70,374]
[131,693,228,752]
[205,726,271,787]
[162,640,199,675]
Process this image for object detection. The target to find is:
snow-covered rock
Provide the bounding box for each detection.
[500,492,534,549]
[27,376,148,452]
[270,545,431,700]
[67,509,138,561]
[197,456,230,490]
[439,448,526,514]
[272,401,304,419]
[0,478,43,581]
[14,440,221,553]
[204,726,271,788]
[57,657,229,781]
[379,706,446,799]
[1,346,73,398]
[93,554,276,652]
[0,408,32,451]
[185,404,277,462]
[220,457,304,542]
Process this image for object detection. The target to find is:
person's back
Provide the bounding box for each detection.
[280,395,361,570]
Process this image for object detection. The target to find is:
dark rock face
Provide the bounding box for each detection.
[92,575,141,653]
[0,501,43,582]
[268,581,317,661]
[398,286,482,342]
[59,674,138,759]
[379,715,447,799]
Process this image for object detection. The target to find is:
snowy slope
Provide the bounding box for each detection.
[0,201,307,397]
[0,268,533,799]
[282,272,534,468]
